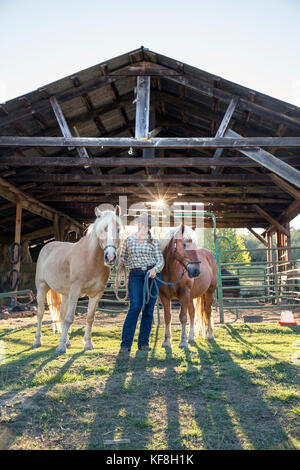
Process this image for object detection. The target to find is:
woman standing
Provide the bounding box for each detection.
[117,213,164,352]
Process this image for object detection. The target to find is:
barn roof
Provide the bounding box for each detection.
[0,46,299,243]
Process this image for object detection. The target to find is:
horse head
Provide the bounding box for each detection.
[89,205,123,265]
[173,224,201,279]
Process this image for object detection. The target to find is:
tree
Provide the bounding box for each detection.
[202,228,251,264]
[241,233,267,262]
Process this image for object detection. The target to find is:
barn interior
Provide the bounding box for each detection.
[0,46,299,295]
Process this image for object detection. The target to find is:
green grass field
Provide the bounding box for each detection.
[0,322,299,450]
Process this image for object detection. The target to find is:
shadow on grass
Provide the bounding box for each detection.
[192,337,297,449]
[1,323,298,450]
[87,323,298,450]
[0,350,85,447]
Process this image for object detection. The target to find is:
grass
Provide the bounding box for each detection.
[0,321,299,450]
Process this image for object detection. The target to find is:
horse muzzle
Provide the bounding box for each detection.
[104,246,117,265]
[187,263,201,279]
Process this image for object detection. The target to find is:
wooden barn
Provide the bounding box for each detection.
[0,46,299,294]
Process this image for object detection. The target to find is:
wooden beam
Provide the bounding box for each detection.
[0,75,120,129]
[1,135,300,149]
[226,129,300,188]
[12,173,272,184]
[22,225,54,241]
[0,176,82,230]
[212,95,239,161]
[0,155,270,168]
[167,74,300,131]
[269,174,300,201]
[253,204,289,235]
[247,227,268,246]
[50,96,90,160]
[40,194,289,204]
[1,60,300,133]
[31,184,288,195]
[261,199,300,236]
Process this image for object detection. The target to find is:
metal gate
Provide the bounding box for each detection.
[216,245,300,323]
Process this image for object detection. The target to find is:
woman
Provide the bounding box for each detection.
[117,213,164,352]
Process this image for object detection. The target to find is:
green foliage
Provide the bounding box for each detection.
[241,228,300,262]
[203,228,251,264]
[290,229,300,260]
[241,233,267,263]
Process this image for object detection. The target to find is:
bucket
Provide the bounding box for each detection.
[278,310,298,326]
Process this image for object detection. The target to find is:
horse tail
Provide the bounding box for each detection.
[46,289,62,334]
[194,296,203,338]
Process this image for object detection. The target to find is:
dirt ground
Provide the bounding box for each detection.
[1,303,299,331]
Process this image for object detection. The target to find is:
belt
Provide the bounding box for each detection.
[130,265,154,272]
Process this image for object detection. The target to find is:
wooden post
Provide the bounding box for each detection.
[135,76,150,138]
[53,214,60,241]
[11,196,22,307]
[266,231,273,300]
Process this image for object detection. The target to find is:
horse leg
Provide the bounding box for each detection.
[56,287,80,354]
[33,282,49,348]
[188,299,196,343]
[59,295,71,348]
[179,292,190,349]
[160,293,172,348]
[83,293,102,351]
[202,290,215,341]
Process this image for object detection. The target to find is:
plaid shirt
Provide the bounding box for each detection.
[119,233,164,273]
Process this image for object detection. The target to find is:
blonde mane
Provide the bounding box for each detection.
[160,225,199,252]
[87,211,122,250]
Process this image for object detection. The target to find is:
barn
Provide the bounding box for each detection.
[1,46,300,452]
[0,46,299,306]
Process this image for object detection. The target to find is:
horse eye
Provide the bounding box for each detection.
[183,243,186,249]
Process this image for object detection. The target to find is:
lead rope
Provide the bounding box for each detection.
[141,269,186,312]
[114,265,186,308]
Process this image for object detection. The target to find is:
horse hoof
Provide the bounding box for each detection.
[56,345,66,355]
[179,342,189,349]
[33,340,41,348]
[66,341,72,348]
[206,335,215,342]
[83,342,94,351]
[162,340,172,349]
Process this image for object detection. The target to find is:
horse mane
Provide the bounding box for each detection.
[160,225,199,253]
[87,211,122,251]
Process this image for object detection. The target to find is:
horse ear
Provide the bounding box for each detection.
[95,206,102,218]
[115,205,121,218]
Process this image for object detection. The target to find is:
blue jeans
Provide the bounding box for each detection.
[121,270,161,349]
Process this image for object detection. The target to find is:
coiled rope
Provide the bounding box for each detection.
[114,265,186,309]
[114,264,129,301]
[142,269,186,311]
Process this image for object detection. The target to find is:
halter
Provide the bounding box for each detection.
[174,239,201,270]
[103,244,117,251]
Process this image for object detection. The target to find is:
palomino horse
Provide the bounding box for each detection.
[159,225,217,348]
[33,207,122,354]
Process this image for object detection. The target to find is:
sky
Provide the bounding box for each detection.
[0,0,299,228]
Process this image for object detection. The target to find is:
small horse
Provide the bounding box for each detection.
[159,225,217,348]
[33,206,122,354]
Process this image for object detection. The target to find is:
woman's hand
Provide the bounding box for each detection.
[148,268,156,279]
